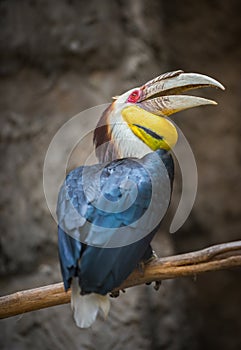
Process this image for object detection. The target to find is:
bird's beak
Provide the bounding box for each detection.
[138,70,225,116]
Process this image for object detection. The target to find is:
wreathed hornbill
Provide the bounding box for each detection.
[57,70,224,328]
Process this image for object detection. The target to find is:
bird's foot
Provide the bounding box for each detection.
[145,280,162,290]
[110,291,119,298]
[139,250,158,275]
[145,251,161,290]
[154,280,162,291]
[109,289,126,298]
[144,250,158,264]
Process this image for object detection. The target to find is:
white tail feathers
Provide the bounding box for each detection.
[71,278,110,328]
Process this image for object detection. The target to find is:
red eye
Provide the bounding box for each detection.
[127,89,141,103]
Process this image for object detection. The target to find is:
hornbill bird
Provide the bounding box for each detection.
[57,70,224,328]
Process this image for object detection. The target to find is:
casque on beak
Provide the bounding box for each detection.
[138,70,225,116]
[121,70,225,151]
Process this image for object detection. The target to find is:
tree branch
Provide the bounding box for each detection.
[1,240,241,319]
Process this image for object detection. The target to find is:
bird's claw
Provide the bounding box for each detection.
[143,251,161,289]
[109,289,126,298]
[154,280,161,291]
[144,250,158,264]
[110,291,120,298]
[139,250,158,275]
[145,280,162,290]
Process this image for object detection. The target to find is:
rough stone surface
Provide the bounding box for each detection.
[1,1,240,349]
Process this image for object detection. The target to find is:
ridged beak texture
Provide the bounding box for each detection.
[138,70,225,116]
[122,70,224,150]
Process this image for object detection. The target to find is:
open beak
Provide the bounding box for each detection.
[138,70,225,116]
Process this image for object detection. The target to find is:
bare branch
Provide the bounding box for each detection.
[1,240,241,319]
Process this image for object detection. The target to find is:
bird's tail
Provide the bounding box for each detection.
[71,278,110,328]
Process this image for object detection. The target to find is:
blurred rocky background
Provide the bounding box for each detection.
[0,0,240,349]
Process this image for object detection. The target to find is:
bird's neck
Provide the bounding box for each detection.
[94,105,152,163]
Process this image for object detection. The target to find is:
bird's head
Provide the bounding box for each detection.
[94,70,224,162]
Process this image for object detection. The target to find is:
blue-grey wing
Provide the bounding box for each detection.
[57,150,174,293]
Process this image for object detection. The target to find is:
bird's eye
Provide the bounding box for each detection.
[127,90,141,103]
